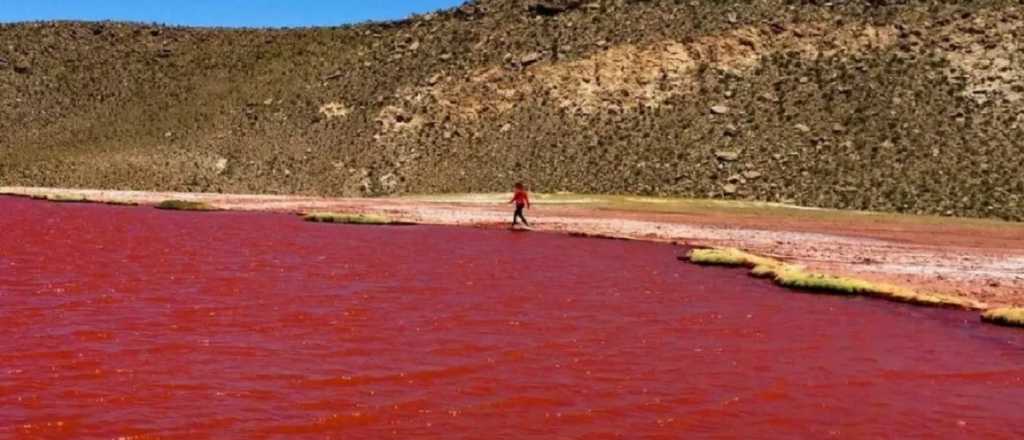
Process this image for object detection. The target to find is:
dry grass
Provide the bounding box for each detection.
[25,193,137,206]
[568,231,630,241]
[687,248,983,310]
[35,194,87,203]
[302,212,410,225]
[155,200,217,211]
[981,308,1024,327]
[404,193,1024,230]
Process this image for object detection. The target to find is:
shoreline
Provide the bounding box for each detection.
[4,186,1023,313]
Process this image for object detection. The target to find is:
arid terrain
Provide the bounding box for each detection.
[5,186,1023,310]
[2,0,1023,219]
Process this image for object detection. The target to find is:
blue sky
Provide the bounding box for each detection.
[0,0,466,27]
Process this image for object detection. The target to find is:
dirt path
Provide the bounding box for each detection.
[5,186,1023,308]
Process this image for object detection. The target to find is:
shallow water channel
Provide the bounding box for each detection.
[1,196,1022,438]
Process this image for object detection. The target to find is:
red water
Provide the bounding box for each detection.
[1,196,1023,439]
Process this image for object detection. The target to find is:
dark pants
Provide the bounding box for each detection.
[513,203,529,226]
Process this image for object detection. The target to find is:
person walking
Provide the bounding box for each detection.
[509,182,531,228]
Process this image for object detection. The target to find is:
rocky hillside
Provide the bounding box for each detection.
[2,0,1023,219]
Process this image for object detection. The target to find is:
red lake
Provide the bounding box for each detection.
[1,196,1023,438]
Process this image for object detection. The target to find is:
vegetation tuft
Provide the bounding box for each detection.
[687,248,983,310]
[302,212,410,225]
[39,194,88,203]
[981,308,1024,327]
[155,200,217,211]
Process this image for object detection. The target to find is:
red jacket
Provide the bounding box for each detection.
[510,190,530,207]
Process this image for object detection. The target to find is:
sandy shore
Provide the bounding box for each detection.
[4,186,1023,309]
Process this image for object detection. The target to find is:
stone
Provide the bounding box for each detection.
[456,4,480,17]
[722,184,738,195]
[831,123,846,133]
[520,52,544,66]
[380,173,398,191]
[710,105,731,115]
[715,150,740,161]
[794,123,811,133]
[319,102,351,119]
[500,123,513,133]
[214,158,229,174]
[723,124,738,136]
[529,1,583,16]
[743,170,763,180]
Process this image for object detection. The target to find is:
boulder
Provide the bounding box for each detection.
[528,1,583,16]
[520,52,544,66]
[214,158,229,174]
[715,150,740,161]
[456,4,481,18]
[723,124,739,136]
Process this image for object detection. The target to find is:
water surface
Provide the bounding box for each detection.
[1,196,1022,438]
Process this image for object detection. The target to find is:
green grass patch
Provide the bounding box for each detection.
[981,308,1024,327]
[687,248,982,310]
[155,200,217,211]
[302,212,410,225]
